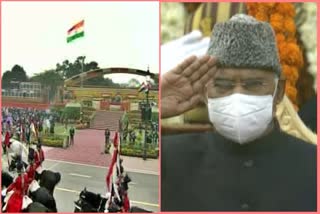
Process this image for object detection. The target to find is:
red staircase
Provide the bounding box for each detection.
[90,111,124,131]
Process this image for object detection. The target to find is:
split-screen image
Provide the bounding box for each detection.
[1,1,317,213]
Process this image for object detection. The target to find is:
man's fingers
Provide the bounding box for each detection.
[188,61,209,83]
[178,94,202,114]
[183,55,210,77]
[171,55,197,74]
[189,56,217,83]
[198,64,218,85]
[206,56,218,67]
[192,62,218,93]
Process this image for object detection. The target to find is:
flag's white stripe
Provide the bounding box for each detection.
[68,26,84,37]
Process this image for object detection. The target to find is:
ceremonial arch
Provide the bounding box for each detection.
[58,67,159,130]
[64,67,158,87]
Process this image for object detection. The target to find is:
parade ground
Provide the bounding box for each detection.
[2,129,159,212]
[43,159,159,212]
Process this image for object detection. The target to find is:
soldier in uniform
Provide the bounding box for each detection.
[26,149,37,184]
[104,128,111,154]
[69,126,75,146]
[161,14,316,211]
[25,122,31,145]
[34,141,45,180]
[3,161,31,212]
[4,129,11,154]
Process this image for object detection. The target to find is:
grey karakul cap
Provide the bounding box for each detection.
[207,14,281,76]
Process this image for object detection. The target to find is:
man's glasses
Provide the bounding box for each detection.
[211,79,274,95]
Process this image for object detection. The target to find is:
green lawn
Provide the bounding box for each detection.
[42,123,74,137]
[54,123,69,136]
[40,123,73,148]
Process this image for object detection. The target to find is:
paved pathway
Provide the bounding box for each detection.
[45,129,112,167]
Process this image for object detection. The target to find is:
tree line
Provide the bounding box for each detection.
[2,56,141,100]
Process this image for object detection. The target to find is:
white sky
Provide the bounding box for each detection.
[2,1,159,83]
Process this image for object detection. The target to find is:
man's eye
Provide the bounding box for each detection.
[244,81,263,87]
[214,82,233,88]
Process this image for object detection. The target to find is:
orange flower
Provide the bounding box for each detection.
[286,43,303,67]
[278,43,288,61]
[264,3,276,9]
[284,19,296,35]
[275,3,295,18]
[285,85,297,101]
[270,21,284,33]
[270,13,284,23]
[255,12,269,22]
[246,3,257,14]
[282,65,299,83]
[286,37,297,43]
[270,14,284,33]
[278,43,303,67]
[276,33,285,44]
[259,3,276,12]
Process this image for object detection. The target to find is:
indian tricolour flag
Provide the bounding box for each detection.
[67,20,84,43]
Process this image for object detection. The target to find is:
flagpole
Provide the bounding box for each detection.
[143,66,150,161]
[80,56,85,88]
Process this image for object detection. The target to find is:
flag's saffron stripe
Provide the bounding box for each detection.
[68,20,84,34]
[67,31,84,43]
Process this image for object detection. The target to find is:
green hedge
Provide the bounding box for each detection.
[120,144,159,159]
[42,135,65,147]
[51,106,64,118]
[62,107,80,120]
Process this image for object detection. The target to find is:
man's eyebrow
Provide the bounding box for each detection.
[213,77,233,81]
[241,77,265,81]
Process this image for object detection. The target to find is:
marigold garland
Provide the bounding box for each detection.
[246,3,303,110]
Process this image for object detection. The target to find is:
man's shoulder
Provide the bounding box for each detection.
[276,130,316,155]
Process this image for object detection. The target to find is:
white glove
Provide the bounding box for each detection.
[161,30,210,75]
[2,188,7,196]
[101,192,111,199]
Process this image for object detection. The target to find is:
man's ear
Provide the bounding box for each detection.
[275,77,286,105]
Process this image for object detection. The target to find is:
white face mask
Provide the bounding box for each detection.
[208,80,278,144]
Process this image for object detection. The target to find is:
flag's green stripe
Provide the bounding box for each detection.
[67,31,84,43]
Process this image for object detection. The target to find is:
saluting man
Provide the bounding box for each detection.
[161,14,316,211]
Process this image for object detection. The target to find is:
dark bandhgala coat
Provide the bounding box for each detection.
[161,129,316,211]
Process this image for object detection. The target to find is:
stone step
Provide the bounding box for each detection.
[90,111,124,130]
